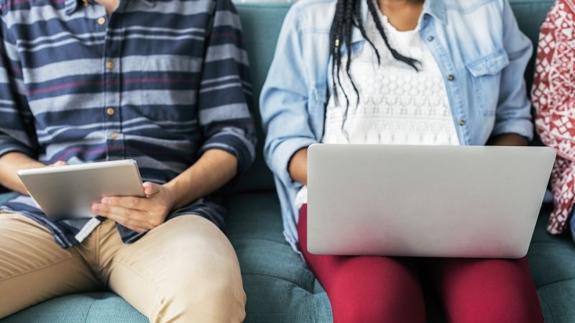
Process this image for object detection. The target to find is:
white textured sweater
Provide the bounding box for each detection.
[296,12,460,207]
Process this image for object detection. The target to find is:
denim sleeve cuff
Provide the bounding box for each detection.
[491,119,534,142]
[269,137,317,186]
[199,130,256,175]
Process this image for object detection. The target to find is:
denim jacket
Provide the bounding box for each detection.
[260,0,534,251]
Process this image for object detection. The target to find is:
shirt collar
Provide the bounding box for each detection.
[352,0,446,43]
[64,0,80,15]
[423,0,447,25]
[65,0,156,15]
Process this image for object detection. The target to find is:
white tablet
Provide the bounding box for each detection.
[18,159,144,220]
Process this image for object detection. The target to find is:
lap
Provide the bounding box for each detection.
[0,212,99,318]
[297,205,542,322]
[429,258,543,323]
[106,215,245,318]
[297,205,421,292]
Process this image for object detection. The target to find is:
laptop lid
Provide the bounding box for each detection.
[307,144,555,258]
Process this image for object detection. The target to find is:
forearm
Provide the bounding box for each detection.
[0,152,44,194]
[164,149,238,210]
[488,133,529,146]
[288,147,308,185]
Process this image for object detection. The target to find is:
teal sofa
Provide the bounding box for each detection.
[2,0,572,322]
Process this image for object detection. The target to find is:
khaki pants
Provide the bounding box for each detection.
[0,212,246,323]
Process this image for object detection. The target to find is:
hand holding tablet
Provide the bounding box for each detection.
[17,160,144,220]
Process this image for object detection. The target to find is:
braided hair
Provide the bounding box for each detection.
[329,0,421,110]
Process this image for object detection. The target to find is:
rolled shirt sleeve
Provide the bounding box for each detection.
[197,0,256,174]
[0,17,37,158]
[491,0,534,141]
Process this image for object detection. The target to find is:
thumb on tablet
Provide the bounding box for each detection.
[143,182,160,197]
[50,161,66,167]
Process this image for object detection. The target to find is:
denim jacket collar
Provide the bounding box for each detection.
[351,0,447,44]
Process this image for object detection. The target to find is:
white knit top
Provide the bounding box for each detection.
[296,11,459,207]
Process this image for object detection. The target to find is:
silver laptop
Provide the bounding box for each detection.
[307,144,556,258]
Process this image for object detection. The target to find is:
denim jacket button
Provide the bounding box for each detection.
[427,35,434,41]
[448,74,455,81]
[459,119,466,126]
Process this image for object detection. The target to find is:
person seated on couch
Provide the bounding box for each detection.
[0,0,255,321]
[260,0,544,322]
[532,0,575,241]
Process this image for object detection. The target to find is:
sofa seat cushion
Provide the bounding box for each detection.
[2,293,146,323]
[528,205,575,323]
[225,192,332,322]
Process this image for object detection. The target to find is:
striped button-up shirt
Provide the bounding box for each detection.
[0,0,256,247]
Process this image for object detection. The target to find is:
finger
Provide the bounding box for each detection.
[92,203,149,233]
[50,161,66,167]
[143,182,160,197]
[101,196,145,210]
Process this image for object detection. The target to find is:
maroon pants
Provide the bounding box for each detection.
[298,205,544,323]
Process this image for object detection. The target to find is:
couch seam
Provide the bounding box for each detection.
[241,272,319,293]
[538,277,575,289]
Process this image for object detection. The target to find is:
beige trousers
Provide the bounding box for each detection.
[0,212,246,323]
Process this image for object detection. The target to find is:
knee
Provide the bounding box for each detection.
[328,259,426,323]
[442,259,543,323]
[152,217,246,323]
[155,283,246,323]
[166,269,246,323]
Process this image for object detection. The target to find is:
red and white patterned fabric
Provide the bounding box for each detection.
[532,0,575,234]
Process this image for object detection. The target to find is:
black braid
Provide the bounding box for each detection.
[329,0,348,106]
[329,0,421,115]
[366,0,420,70]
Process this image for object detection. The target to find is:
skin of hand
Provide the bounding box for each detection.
[92,182,175,233]
[92,149,238,232]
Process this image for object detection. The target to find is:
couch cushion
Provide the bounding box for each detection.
[2,293,146,323]
[225,192,332,322]
[509,0,554,91]
[231,3,291,193]
[528,205,575,323]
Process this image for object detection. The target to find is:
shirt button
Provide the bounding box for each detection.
[97,17,106,25]
[459,119,466,126]
[427,35,434,41]
[106,107,115,116]
[109,132,119,140]
[447,74,455,81]
[105,60,114,70]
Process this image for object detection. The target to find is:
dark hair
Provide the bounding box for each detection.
[329,0,421,110]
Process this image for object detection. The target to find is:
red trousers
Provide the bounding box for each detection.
[298,205,544,323]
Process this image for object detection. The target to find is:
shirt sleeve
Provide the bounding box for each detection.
[259,7,318,187]
[197,0,256,174]
[0,16,37,158]
[491,0,534,141]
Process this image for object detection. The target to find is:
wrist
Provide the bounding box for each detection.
[163,181,183,210]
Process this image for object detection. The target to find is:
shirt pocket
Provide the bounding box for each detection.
[465,50,509,116]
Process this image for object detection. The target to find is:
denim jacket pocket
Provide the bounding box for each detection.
[465,51,510,116]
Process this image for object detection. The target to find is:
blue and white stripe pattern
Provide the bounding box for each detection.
[0,0,256,248]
